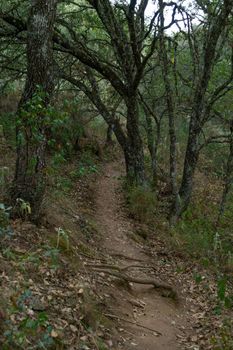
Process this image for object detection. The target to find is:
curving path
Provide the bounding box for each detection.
[94,160,188,350]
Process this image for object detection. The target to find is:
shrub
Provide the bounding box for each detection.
[0,203,13,239]
[3,289,56,350]
[172,213,215,258]
[127,186,156,223]
[171,203,233,270]
[70,151,99,179]
[211,318,233,350]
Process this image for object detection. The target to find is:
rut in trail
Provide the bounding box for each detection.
[94,160,189,350]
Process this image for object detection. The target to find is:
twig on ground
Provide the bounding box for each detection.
[104,313,162,335]
[111,253,146,262]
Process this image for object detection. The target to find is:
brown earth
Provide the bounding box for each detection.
[1,153,231,349]
[93,160,190,350]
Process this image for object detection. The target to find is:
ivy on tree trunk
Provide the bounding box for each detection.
[10,0,57,221]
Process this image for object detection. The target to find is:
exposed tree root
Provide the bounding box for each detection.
[86,263,156,272]
[87,264,177,299]
[111,253,146,262]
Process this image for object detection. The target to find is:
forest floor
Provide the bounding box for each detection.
[91,158,233,350]
[0,148,232,349]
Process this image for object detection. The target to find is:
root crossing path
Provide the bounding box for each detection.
[94,161,188,350]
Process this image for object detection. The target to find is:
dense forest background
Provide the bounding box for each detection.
[0,0,233,349]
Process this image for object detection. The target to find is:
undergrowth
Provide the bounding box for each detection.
[127,185,156,223]
[0,147,108,350]
[170,201,233,274]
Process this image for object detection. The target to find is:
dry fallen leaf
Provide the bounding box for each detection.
[51,330,59,338]
[70,324,78,333]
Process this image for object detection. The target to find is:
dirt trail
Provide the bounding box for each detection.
[94,160,188,350]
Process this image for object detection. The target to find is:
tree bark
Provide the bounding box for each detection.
[178,120,201,212]
[2,0,150,189]
[217,123,233,223]
[178,0,233,215]
[106,124,114,145]
[10,0,57,221]
[159,0,179,223]
[144,107,160,186]
[125,95,146,186]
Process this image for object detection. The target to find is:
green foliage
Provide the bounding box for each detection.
[171,201,233,274]
[51,152,98,196]
[214,277,233,315]
[202,142,228,178]
[0,112,16,146]
[48,112,73,158]
[70,152,99,179]
[88,116,108,139]
[0,167,10,189]
[50,97,87,158]
[80,150,98,166]
[0,203,13,238]
[172,207,215,258]
[55,176,73,193]
[70,164,98,179]
[127,186,156,223]
[2,248,41,272]
[56,227,70,251]
[3,289,55,350]
[96,339,108,350]
[18,88,53,137]
[43,246,60,270]
[16,198,32,217]
[51,153,67,168]
[193,272,203,284]
[211,318,233,350]
[17,88,72,157]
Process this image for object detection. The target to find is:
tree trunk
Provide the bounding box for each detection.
[10,0,57,221]
[178,1,233,216]
[178,119,201,213]
[125,95,146,186]
[106,124,114,145]
[144,108,160,186]
[159,1,179,223]
[178,74,207,213]
[217,123,233,223]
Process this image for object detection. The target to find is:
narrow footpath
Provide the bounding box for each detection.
[94,160,189,350]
